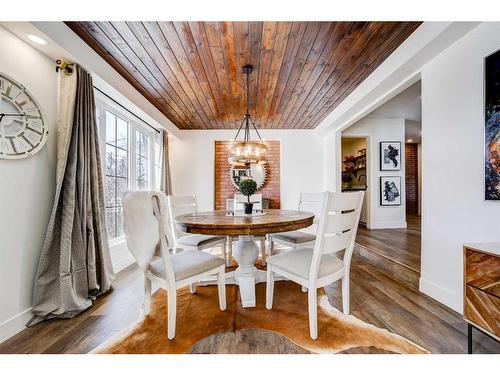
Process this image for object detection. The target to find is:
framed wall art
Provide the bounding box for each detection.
[380,176,401,206]
[380,141,401,171]
[485,49,500,200]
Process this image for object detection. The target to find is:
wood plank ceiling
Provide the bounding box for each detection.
[66,22,421,130]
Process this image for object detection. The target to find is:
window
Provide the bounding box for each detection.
[135,129,150,190]
[96,94,158,242]
[104,111,129,239]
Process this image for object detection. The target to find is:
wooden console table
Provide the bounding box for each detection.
[463,243,500,353]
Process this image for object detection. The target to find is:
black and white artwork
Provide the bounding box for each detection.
[380,176,401,206]
[380,141,401,171]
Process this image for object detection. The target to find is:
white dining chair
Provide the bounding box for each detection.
[123,191,226,340]
[268,192,326,256]
[266,191,364,340]
[227,193,266,267]
[168,195,228,262]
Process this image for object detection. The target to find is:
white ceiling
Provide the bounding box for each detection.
[366,80,422,143]
[367,80,421,122]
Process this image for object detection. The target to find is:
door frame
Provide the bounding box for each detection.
[338,134,371,228]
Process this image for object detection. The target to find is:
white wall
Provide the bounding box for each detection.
[341,118,407,229]
[420,22,500,312]
[0,27,57,342]
[169,130,325,211]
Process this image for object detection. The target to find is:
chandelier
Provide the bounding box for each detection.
[228,65,267,166]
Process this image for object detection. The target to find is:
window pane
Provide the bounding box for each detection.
[105,145,116,176]
[105,111,116,145]
[136,155,149,187]
[116,148,128,178]
[105,176,116,207]
[116,177,128,206]
[116,207,124,237]
[136,130,149,157]
[116,117,128,149]
[106,208,116,239]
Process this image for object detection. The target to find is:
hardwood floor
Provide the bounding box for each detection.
[0,254,498,354]
[356,215,421,272]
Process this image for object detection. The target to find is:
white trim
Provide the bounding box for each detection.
[368,220,407,229]
[420,277,462,313]
[0,308,33,344]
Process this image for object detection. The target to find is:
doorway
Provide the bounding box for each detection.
[339,81,422,290]
[340,137,369,227]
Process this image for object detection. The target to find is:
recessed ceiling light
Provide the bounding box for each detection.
[28,34,47,45]
[407,139,413,143]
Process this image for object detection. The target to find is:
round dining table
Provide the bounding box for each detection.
[175,209,314,307]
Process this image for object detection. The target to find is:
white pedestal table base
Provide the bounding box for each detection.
[198,235,284,307]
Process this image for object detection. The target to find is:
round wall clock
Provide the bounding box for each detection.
[0,73,47,159]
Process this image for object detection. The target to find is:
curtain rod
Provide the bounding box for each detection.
[93,86,161,134]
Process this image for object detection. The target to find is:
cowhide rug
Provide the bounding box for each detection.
[92,281,428,354]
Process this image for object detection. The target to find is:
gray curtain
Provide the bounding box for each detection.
[28,65,114,325]
[160,129,172,195]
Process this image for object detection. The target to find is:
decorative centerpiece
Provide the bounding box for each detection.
[239,178,257,214]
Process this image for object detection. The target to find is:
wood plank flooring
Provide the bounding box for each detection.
[356,215,421,272]
[0,255,498,354]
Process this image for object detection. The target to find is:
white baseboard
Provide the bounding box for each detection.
[420,277,462,313]
[369,220,407,229]
[0,308,33,344]
[0,244,135,346]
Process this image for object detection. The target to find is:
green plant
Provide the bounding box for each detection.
[239,178,257,202]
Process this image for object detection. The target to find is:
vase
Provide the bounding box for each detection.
[244,202,253,214]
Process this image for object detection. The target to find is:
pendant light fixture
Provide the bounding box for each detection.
[228,65,267,166]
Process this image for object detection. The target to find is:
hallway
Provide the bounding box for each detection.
[354,216,421,289]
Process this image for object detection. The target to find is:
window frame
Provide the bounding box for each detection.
[95,92,157,245]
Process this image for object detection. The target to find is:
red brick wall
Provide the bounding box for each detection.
[405,143,419,215]
[214,141,281,210]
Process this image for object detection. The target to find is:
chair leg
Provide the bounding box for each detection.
[217,267,226,310]
[143,272,151,315]
[308,287,318,340]
[167,287,177,340]
[260,238,266,266]
[189,282,197,294]
[342,274,350,315]
[266,265,274,309]
[226,237,233,267]
[221,240,227,265]
[269,239,275,257]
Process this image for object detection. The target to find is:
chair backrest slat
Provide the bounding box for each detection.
[321,231,354,255]
[297,192,327,232]
[168,195,197,241]
[328,191,363,212]
[323,210,358,235]
[310,191,364,280]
